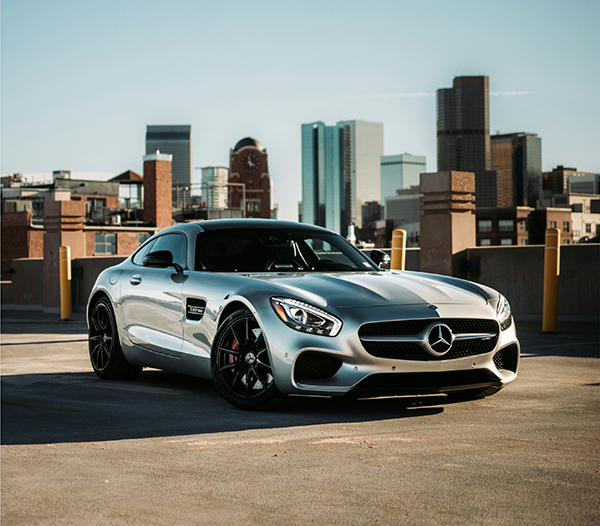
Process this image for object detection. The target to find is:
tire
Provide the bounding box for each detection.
[211,309,288,410]
[88,297,142,380]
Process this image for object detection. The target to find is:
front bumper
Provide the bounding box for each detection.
[258,302,520,397]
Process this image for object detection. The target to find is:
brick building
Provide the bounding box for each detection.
[475,207,573,246]
[0,157,174,280]
[228,138,271,218]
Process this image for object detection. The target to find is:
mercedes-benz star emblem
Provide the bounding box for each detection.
[426,324,454,356]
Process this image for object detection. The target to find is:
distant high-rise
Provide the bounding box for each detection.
[301,120,383,236]
[380,153,426,204]
[301,122,349,236]
[145,125,192,198]
[491,132,542,207]
[437,76,499,207]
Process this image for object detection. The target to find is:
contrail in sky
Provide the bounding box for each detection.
[490,91,533,96]
[341,91,532,99]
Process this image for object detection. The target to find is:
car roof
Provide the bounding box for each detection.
[159,219,333,235]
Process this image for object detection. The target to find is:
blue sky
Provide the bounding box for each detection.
[2,0,599,220]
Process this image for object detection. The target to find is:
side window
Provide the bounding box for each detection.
[132,239,157,266]
[149,233,188,269]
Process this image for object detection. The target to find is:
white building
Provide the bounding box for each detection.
[201,167,229,210]
[337,120,384,228]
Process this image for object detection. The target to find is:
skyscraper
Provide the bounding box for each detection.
[491,132,542,207]
[380,153,426,203]
[145,125,192,200]
[338,120,384,227]
[301,122,349,236]
[437,76,499,207]
[301,120,383,236]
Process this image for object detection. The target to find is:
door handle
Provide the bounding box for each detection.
[130,275,142,285]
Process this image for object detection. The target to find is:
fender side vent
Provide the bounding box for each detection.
[186,298,207,321]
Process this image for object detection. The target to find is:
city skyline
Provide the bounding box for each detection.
[2,0,599,221]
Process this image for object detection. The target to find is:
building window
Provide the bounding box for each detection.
[520,239,527,245]
[550,220,557,229]
[480,239,491,246]
[500,239,512,245]
[247,200,261,212]
[519,220,528,232]
[90,198,106,209]
[563,221,570,233]
[95,233,116,254]
[139,233,152,245]
[585,223,592,233]
[563,239,570,244]
[478,220,492,232]
[119,184,142,209]
[499,219,514,232]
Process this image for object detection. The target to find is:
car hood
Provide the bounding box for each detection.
[246,271,491,308]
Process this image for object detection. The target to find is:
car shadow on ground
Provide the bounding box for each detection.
[1,369,449,446]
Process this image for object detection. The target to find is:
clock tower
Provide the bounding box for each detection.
[229,137,271,218]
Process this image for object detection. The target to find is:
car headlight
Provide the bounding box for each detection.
[497,294,512,331]
[271,297,342,337]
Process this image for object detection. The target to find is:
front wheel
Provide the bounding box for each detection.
[211,309,288,410]
[89,297,142,379]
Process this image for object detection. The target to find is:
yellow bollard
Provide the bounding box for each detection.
[59,245,72,320]
[390,229,407,270]
[542,228,560,333]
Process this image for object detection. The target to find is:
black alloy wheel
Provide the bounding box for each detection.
[211,309,287,410]
[89,297,141,379]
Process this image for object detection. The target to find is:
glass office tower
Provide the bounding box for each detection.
[302,120,383,236]
[301,122,349,236]
[338,120,384,227]
[380,153,427,203]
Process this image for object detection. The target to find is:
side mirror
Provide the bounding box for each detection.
[143,250,182,271]
[370,249,391,269]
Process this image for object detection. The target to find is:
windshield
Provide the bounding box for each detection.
[194,228,378,272]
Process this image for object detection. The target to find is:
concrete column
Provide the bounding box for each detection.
[419,171,476,276]
[143,150,173,231]
[43,201,86,313]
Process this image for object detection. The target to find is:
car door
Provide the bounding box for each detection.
[120,233,188,359]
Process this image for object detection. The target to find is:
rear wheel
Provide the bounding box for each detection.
[211,309,288,410]
[89,297,142,379]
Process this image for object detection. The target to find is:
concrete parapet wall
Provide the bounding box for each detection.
[453,244,600,319]
[2,258,44,309]
[2,245,598,319]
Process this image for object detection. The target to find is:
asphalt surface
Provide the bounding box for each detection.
[1,310,599,526]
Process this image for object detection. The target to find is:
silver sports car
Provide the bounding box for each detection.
[87,219,519,409]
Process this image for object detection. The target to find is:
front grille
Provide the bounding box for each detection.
[348,370,502,397]
[359,318,499,337]
[359,318,499,361]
